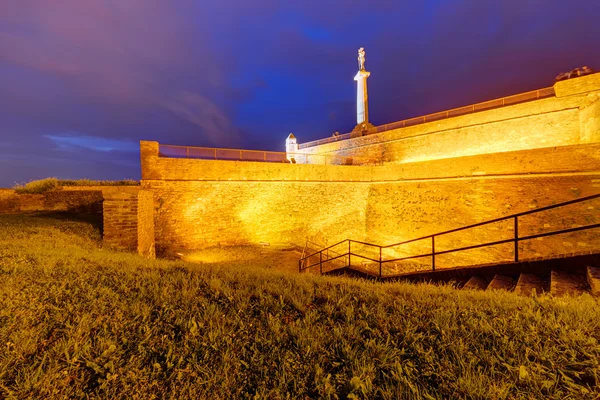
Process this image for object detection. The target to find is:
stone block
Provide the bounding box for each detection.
[487,275,516,291]
[515,273,547,296]
[550,270,588,296]
[586,266,600,296]
[463,276,488,290]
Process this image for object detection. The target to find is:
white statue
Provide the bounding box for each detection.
[358,47,366,71]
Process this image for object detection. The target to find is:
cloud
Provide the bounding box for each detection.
[45,134,139,153]
[161,92,240,146]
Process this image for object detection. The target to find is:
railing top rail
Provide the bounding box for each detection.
[304,239,349,260]
[395,193,599,246]
[383,193,600,248]
[159,144,287,154]
[299,85,555,149]
[300,193,600,263]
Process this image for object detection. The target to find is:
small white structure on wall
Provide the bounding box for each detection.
[285,133,298,163]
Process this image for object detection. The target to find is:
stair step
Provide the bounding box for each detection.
[463,276,488,290]
[588,267,600,296]
[487,274,516,291]
[515,273,547,296]
[550,270,588,296]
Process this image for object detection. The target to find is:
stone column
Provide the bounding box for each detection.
[354,69,371,125]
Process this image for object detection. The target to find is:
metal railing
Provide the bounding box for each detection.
[158,144,381,166]
[298,86,556,149]
[299,193,600,277]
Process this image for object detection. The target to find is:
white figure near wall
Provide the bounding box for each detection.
[286,133,298,163]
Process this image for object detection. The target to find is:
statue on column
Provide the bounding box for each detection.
[358,47,366,71]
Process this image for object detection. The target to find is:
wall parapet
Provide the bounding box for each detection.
[141,141,600,183]
[296,73,600,165]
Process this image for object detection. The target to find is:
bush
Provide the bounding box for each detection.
[13,178,139,194]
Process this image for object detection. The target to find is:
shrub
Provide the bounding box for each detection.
[13,178,139,194]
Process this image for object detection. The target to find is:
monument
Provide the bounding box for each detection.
[353,47,374,133]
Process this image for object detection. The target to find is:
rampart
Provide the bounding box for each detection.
[297,73,600,164]
[141,138,600,266]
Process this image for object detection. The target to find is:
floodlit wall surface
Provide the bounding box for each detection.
[298,74,600,164]
[137,190,156,258]
[141,141,600,258]
[102,188,156,259]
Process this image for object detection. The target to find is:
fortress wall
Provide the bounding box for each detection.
[146,180,370,252]
[366,174,600,269]
[299,74,600,164]
[141,141,600,257]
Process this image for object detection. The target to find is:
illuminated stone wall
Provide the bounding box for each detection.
[366,175,600,268]
[102,188,155,258]
[137,190,156,258]
[141,141,600,259]
[298,74,600,164]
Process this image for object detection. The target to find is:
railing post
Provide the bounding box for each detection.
[379,246,382,279]
[214,148,217,160]
[186,147,189,158]
[432,236,436,271]
[514,216,519,262]
[240,150,243,161]
[319,251,323,274]
[348,241,351,267]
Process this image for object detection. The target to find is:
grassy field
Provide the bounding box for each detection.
[0,214,599,399]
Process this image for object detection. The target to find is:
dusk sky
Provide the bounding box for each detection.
[1,1,599,187]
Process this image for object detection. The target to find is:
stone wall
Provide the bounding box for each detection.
[366,174,600,269]
[137,190,155,258]
[0,188,105,214]
[298,73,600,164]
[141,140,600,264]
[148,180,369,252]
[102,188,155,258]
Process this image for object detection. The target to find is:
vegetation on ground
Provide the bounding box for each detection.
[0,213,599,399]
[12,178,138,194]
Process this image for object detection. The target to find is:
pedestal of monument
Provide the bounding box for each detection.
[353,69,374,135]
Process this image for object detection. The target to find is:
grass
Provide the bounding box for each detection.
[12,178,139,194]
[0,214,599,399]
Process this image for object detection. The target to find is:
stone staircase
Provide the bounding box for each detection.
[462,267,599,296]
[325,252,600,297]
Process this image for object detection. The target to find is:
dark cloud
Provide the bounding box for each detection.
[1,0,599,186]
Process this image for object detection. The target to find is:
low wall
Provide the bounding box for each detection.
[0,188,106,214]
[298,73,600,164]
[102,189,155,258]
[0,185,155,259]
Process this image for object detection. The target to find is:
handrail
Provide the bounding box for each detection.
[382,193,600,248]
[298,86,555,150]
[158,144,380,166]
[299,193,600,277]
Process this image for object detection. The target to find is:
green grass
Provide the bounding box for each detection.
[0,214,599,399]
[13,178,139,194]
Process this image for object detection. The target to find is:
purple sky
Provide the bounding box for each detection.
[1,0,599,186]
